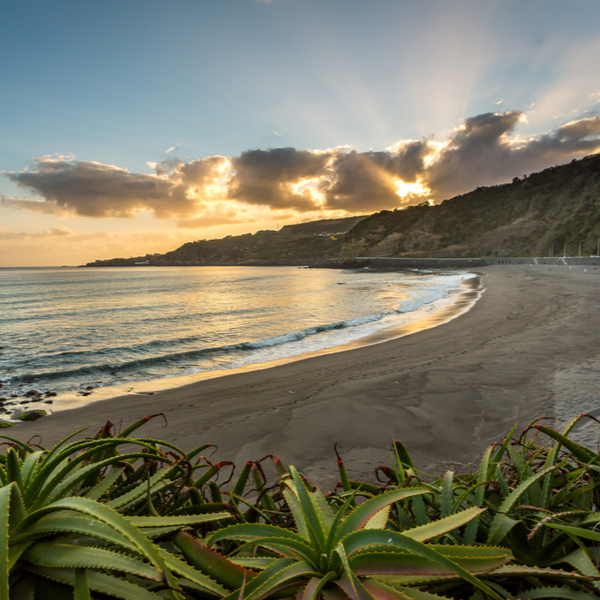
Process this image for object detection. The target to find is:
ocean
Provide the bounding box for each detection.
[0,266,473,419]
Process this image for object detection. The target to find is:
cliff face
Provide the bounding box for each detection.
[340,154,600,258]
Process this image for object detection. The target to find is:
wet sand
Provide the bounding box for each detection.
[9,266,600,488]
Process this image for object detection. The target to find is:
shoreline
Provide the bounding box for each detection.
[9,265,600,489]
[5,271,480,417]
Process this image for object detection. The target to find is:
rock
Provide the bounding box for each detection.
[10,394,18,398]
[45,391,57,397]
[25,390,41,398]
[44,400,53,404]
[0,408,6,413]
[0,382,3,388]
[18,410,47,422]
[0,421,13,428]
[20,400,31,404]
[81,392,91,397]
[85,386,94,391]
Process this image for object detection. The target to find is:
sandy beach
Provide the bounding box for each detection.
[9,265,600,489]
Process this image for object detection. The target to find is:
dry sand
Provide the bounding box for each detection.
[9,265,600,488]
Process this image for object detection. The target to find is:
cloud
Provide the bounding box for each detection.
[228,147,332,211]
[0,225,114,242]
[165,143,180,154]
[3,111,600,224]
[5,154,228,219]
[0,196,69,215]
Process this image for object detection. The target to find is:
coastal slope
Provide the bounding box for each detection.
[11,266,600,488]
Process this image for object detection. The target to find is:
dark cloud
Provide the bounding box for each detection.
[3,112,600,222]
[228,148,331,211]
[321,143,430,212]
[427,112,600,199]
[6,157,192,218]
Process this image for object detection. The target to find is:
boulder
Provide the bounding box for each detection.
[18,410,47,422]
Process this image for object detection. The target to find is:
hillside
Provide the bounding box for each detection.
[86,153,600,267]
[341,153,600,258]
[85,216,366,267]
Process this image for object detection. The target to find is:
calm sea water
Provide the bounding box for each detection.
[0,266,471,404]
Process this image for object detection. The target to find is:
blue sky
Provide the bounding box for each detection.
[2,0,600,265]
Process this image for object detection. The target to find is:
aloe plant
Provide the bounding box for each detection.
[0,422,233,599]
[174,466,521,600]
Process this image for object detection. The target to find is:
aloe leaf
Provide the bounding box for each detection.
[403,507,486,542]
[440,471,454,519]
[119,413,165,437]
[229,461,253,507]
[8,577,37,600]
[107,467,173,509]
[289,467,328,550]
[325,493,360,557]
[5,449,24,495]
[24,439,124,505]
[0,483,11,599]
[349,549,510,577]
[23,541,163,581]
[518,588,598,599]
[26,564,166,600]
[85,466,126,500]
[283,488,310,541]
[335,570,375,600]
[312,488,335,529]
[533,425,598,465]
[485,564,592,579]
[0,436,39,454]
[335,488,430,544]
[228,560,317,600]
[234,537,320,566]
[20,451,45,487]
[340,530,503,600]
[230,557,277,570]
[174,530,256,590]
[17,498,173,585]
[14,514,136,552]
[74,568,92,600]
[336,445,354,501]
[364,506,391,531]
[560,548,600,591]
[210,523,308,546]
[336,541,366,600]
[42,452,157,508]
[362,578,452,600]
[131,513,231,527]
[545,523,600,543]
[487,465,556,545]
[489,423,518,471]
[302,573,337,600]
[160,544,229,597]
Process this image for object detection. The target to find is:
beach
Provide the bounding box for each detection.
[9,265,600,489]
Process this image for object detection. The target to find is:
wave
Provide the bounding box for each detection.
[5,308,399,387]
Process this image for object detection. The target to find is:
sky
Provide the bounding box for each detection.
[2,0,600,266]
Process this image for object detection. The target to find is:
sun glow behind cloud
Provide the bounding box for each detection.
[395,179,430,199]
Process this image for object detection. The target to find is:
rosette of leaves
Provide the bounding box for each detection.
[0,427,232,599]
[377,420,600,598]
[173,466,519,600]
